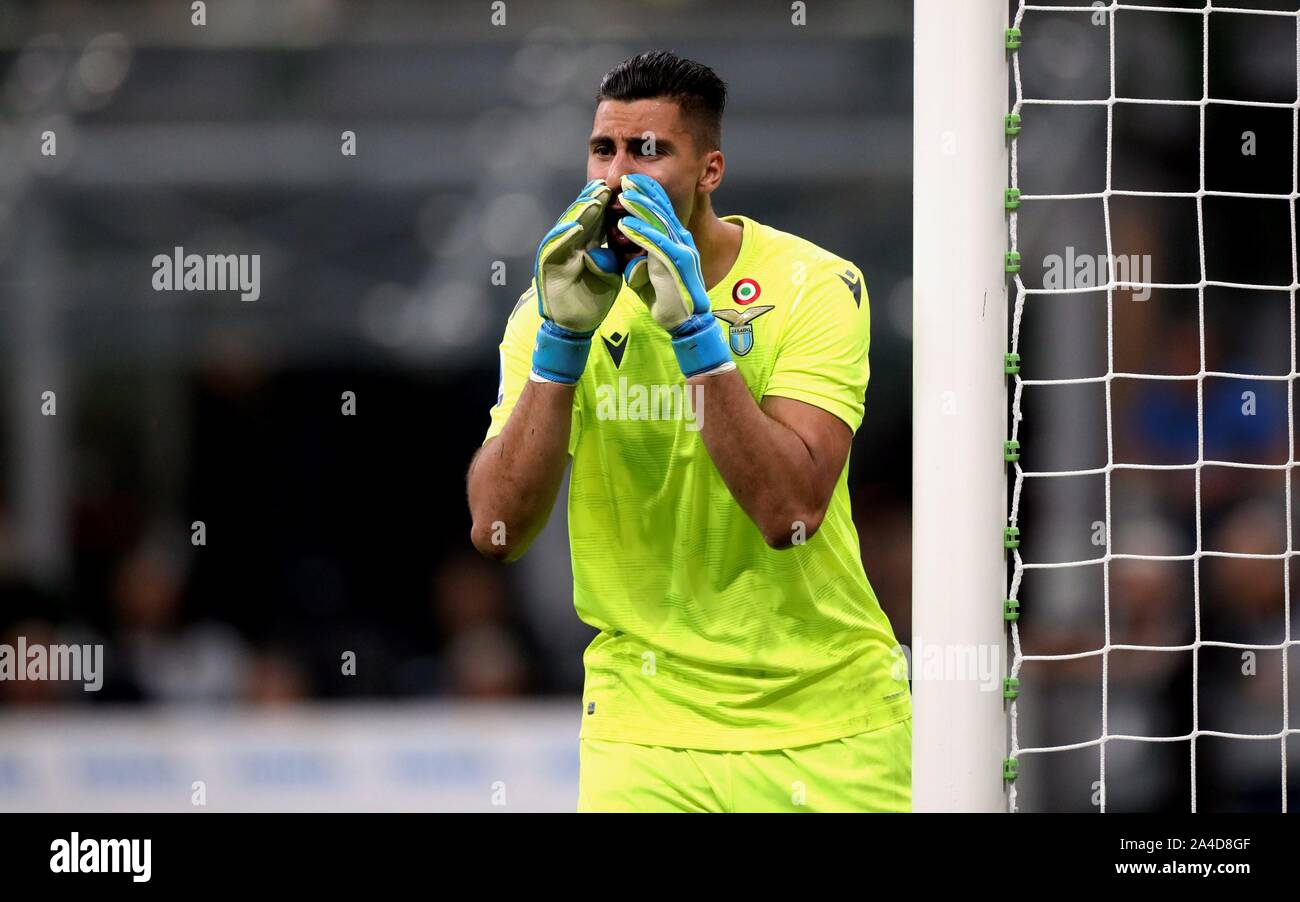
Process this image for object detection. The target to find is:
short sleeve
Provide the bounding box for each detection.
[761,262,870,434]
[484,287,540,445]
[483,286,583,455]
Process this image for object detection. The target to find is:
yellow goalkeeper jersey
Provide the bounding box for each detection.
[484,214,911,750]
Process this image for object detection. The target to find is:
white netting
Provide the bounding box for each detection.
[1007,1,1300,811]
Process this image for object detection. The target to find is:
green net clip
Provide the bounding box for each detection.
[1004,188,1021,211]
[1004,440,1020,462]
[1004,352,1021,375]
[1003,527,1020,550]
[1004,251,1020,274]
[1003,758,1019,782]
[1003,677,1020,700]
[1005,28,1022,51]
[1004,113,1021,139]
[1003,597,1020,621]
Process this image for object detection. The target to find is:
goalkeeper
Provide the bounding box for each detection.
[467,50,910,812]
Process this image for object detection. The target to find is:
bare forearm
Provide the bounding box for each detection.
[690,370,826,547]
[468,379,575,561]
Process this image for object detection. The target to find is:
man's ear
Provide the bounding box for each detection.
[698,149,725,195]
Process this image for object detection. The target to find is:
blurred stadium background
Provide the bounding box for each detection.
[0,0,913,810]
[1,0,1291,813]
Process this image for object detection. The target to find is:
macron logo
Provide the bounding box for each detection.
[50,833,151,883]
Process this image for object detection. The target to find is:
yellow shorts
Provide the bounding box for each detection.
[577,717,911,812]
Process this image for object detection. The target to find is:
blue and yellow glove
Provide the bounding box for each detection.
[531,179,623,384]
[616,174,734,378]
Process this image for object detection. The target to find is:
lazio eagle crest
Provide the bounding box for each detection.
[714,305,775,356]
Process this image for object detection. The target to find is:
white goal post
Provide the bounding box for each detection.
[912,0,1011,812]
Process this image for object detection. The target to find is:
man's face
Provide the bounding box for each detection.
[587,98,706,261]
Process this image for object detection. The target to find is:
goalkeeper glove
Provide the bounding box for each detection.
[615,173,734,378]
[531,179,623,384]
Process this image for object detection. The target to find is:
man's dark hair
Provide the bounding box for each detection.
[596,50,727,151]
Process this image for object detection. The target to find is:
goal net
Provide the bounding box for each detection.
[914,0,1300,812]
[1005,0,1299,811]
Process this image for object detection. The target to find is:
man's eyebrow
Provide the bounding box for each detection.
[588,134,676,151]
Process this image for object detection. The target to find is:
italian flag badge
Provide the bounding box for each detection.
[732,278,761,305]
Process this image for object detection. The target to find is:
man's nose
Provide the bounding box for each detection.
[604,152,636,194]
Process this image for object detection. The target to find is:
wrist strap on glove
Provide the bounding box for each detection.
[532,320,594,384]
[670,314,733,378]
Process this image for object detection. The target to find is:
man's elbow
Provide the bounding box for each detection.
[761,510,824,550]
[470,518,526,563]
